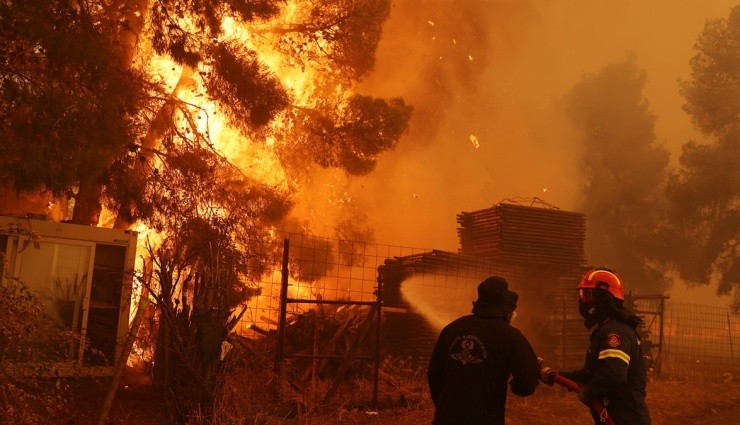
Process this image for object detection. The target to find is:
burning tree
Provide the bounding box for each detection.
[0,0,410,227]
[0,0,152,223]
[1,0,410,422]
[143,218,259,420]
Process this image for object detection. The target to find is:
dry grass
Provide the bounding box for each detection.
[284,379,740,425]
[58,366,740,424]
[288,357,740,425]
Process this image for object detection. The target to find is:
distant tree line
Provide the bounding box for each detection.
[564,5,739,307]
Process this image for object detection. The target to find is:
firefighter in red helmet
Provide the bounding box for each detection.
[540,268,651,425]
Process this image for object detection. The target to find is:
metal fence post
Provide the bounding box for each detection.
[728,311,734,360]
[373,274,384,407]
[274,238,290,375]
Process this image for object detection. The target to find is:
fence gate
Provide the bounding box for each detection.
[273,237,384,407]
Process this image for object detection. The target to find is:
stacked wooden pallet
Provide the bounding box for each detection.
[378,250,499,364]
[457,200,586,269]
[378,250,496,305]
[378,199,589,367]
[383,249,494,274]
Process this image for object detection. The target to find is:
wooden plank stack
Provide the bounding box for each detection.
[378,199,590,366]
[457,199,586,270]
[379,250,503,304]
[378,250,497,364]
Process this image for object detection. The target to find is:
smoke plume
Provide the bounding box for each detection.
[350,0,738,304]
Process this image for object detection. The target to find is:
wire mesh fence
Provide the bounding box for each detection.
[235,232,436,407]
[661,302,740,381]
[238,232,433,337]
[233,231,740,408]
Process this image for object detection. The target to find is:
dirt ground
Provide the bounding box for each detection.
[302,380,740,425]
[64,374,740,425]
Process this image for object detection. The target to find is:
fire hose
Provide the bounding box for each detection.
[550,373,615,425]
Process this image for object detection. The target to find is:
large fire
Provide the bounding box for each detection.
[115,0,384,334]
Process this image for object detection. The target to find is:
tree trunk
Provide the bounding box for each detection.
[71,178,103,225]
[97,292,151,425]
[112,67,195,230]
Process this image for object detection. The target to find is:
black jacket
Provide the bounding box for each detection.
[560,318,651,425]
[427,314,539,425]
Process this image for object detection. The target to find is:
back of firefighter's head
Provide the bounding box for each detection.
[577,268,625,326]
[472,276,518,322]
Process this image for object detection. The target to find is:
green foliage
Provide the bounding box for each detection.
[228,0,281,22]
[566,6,740,296]
[680,6,740,138]
[0,0,150,198]
[271,0,392,79]
[133,134,291,420]
[563,57,670,290]
[206,42,290,129]
[145,213,266,422]
[150,0,281,66]
[335,211,375,268]
[289,95,412,175]
[662,5,740,294]
[0,279,76,423]
[1,0,409,228]
[289,233,335,283]
[336,96,413,175]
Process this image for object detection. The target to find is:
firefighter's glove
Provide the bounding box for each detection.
[577,385,592,406]
[539,367,556,386]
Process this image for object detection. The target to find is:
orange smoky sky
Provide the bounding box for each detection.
[344,0,736,255]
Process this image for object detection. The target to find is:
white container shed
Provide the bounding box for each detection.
[0,215,138,376]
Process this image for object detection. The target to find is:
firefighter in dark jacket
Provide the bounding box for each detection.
[427,276,539,425]
[540,268,651,425]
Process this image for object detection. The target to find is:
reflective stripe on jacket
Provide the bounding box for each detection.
[560,318,651,425]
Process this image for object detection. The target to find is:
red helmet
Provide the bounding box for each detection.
[577,268,625,302]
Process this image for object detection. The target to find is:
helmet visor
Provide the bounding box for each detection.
[579,288,594,302]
